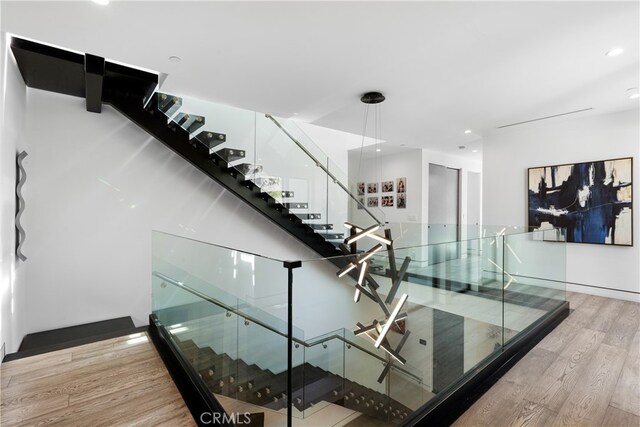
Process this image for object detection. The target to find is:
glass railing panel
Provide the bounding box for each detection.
[502,228,567,344]
[152,230,293,417]
[173,95,255,167]
[300,329,346,418]
[296,250,424,423]
[266,115,385,227]
[255,114,329,229]
[236,318,289,410]
[151,274,241,400]
[384,242,504,400]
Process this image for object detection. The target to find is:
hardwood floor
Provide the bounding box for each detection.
[454,292,640,427]
[0,332,195,426]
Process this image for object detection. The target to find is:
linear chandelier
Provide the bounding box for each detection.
[335,222,412,383]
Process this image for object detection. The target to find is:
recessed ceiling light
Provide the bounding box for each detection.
[464,130,472,134]
[92,0,109,5]
[472,150,478,153]
[605,47,624,57]
[630,94,640,100]
[376,148,381,152]
[168,56,182,63]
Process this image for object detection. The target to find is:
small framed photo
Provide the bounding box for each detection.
[382,195,394,207]
[397,177,406,193]
[367,196,379,207]
[357,182,365,196]
[367,182,378,194]
[397,193,406,209]
[357,197,365,210]
[382,180,394,192]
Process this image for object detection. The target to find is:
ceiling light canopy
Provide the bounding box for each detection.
[464,129,472,134]
[605,47,624,57]
[168,56,182,63]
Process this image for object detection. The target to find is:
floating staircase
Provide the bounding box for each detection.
[10,38,358,269]
[176,337,411,423]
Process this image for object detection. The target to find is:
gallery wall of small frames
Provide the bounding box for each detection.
[357,178,406,209]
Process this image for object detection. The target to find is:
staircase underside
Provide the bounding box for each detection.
[10,37,348,268]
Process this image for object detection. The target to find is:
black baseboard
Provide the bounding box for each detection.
[148,314,234,427]
[401,300,570,426]
[3,317,146,362]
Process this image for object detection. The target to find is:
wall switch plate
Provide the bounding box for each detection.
[419,338,427,346]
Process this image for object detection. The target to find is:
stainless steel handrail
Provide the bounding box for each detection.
[264,114,384,226]
[153,271,422,383]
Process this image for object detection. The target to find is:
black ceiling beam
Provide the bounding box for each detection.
[11,37,85,97]
[10,37,158,112]
[84,54,105,113]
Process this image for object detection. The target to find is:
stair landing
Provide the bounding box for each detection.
[0,333,195,426]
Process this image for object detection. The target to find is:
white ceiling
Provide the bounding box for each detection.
[2,1,638,158]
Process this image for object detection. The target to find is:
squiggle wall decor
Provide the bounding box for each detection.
[16,151,27,261]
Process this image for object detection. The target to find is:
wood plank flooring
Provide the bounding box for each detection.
[0,332,195,426]
[454,292,640,427]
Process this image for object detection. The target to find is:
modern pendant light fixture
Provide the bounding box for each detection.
[335,221,413,383]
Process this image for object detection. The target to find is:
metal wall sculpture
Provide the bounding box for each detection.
[336,222,412,383]
[16,151,28,261]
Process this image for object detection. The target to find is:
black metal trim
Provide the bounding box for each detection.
[84,53,105,113]
[148,314,233,427]
[401,300,570,427]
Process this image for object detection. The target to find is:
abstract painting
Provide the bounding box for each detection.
[528,157,633,245]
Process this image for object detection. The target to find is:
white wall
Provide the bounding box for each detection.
[483,109,640,302]
[0,33,28,354]
[21,88,331,336]
[347,147,482,254]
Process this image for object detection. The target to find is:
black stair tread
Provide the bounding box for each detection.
[234,163,264,176]
[308,224,334,230]
[266,190,294,199]
[194,130,226,152]
[5,317,144,361]
[214,147,246,163]
[317,232,344,240]
[297,213,322,220]
[282,202,308,209]
[258,364,327,408]
[171,112,205,134]
[292,375,344,411]
[153,92,182,117]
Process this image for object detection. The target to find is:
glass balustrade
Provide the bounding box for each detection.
[151,227,567,425]
[154,92,385,253]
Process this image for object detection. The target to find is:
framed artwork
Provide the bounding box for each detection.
[367,196,379,207]
[397,193,406,209]
[528,157,633,246]
[357,197,364,210]
[357,182,365,196]
[367,182,378,194]
[382,180,394,192]
[397,177,406,193]
[382,195,394,207]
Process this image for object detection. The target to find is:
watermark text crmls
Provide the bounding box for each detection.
[200,412,252,425]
